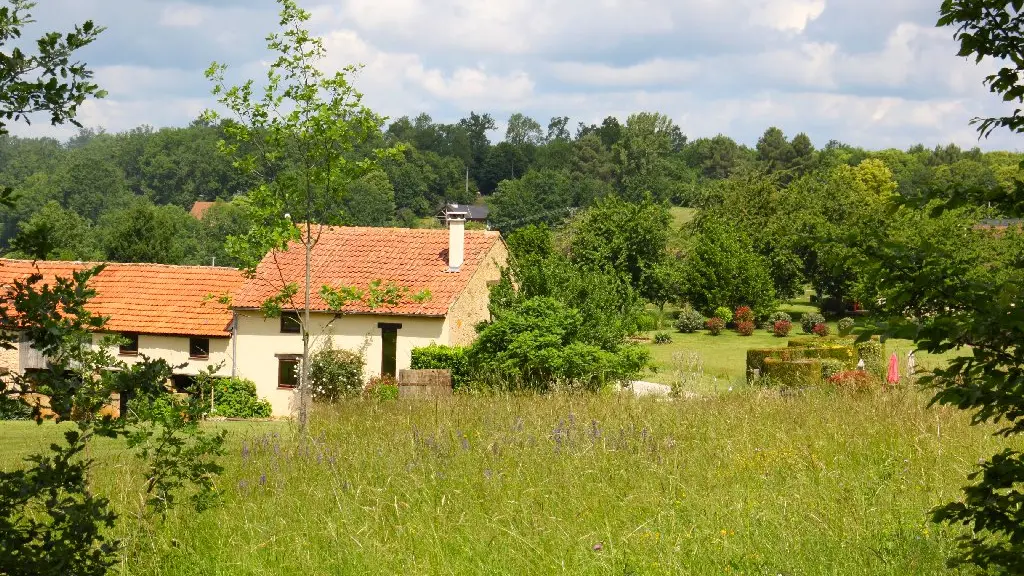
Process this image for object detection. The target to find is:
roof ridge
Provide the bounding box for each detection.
[0,258,242,272]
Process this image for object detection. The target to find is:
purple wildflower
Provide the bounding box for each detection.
[259,473,267,486]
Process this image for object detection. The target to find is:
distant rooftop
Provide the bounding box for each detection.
[190,201,216,219]
[438,203,489,221]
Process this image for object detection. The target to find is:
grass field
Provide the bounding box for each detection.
[2,390,1014,575]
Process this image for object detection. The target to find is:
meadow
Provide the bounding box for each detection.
[2,388,1015,575]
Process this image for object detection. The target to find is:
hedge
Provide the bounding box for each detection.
[746,343,857,383]
[746,347,808,381]
[855,337,886,377]
[762,358,823,388]
[411,344,469,389]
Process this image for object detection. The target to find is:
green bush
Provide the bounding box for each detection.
[411,344,470,390]
[365,375,399,401]
[209,377,272,418]
[746,347,810,382]
[713,306,733,325]
[821,359,846,380]
[800,312,826,334]
[0,395,33,420]
[838,317,856,336]
[634,311,657,333]
[762,358,823,388]
[675,306,706,333]
[855,338,886,377]
[653,332,673,344]
[309,341,365,402]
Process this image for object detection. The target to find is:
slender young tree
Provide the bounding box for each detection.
[203,0,399,431]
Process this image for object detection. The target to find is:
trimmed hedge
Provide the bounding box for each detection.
[746,347,809,382]
[855,337,886,377]
[762,358,823,388]
[411,344,469,389]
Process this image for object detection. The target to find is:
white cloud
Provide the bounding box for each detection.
[158,3,210,28]
[750,0,826,32]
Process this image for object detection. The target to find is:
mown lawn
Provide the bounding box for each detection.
[2,390,1011,575]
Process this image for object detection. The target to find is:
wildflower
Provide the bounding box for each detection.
[241,442,250,460]
[720,529,727,536]
[592,542,603,552]
[483,468,492,480]
[259,473,267,486]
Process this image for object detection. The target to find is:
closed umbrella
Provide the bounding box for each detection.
[887,352,900,384]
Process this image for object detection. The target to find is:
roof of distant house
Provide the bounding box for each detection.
[232,226,503,317]
[0,259,244,337]
[976,218,1023,230]
[438,203,489,221]
[189,201,216,219]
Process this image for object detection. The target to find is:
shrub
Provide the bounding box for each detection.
[210,377,272,418]
[309,341,365,402]
[766,311,792,332]
[706,317,725,335]
[411,344,470,390]
[713,306,733,325]
[762,358,823,388]
[855,338,886,377]
[365,374,399,401]
[736,321,755,336]
[837,317,856,336]
[674,306,706,333]
[773,320,792,337]
[734,305,755,324]
[812,323,830,337]
[0,395,33,420]
[828,370,877,393]
[653,332,673,344]
[821,359,846,380]
[801,312,826,334]
[634,311,657,333]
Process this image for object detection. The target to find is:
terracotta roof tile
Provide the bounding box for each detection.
[232,226,503,317]
[0,259,244,337]
[190,201,216,219]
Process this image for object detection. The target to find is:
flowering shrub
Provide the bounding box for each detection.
[706,317,725,335]
[734,306,755,324]
[309,342,364,402]
[812,323,830,337]
[773,319,792,337]
[653,332,673,344]
[837,317,856,336]
[828,370,876,393]
[713,306,733,325]
[365,374,399,401]
[737,320,755,336]
[210,377,272,418]
[675,306,706,333]
[801,312,827,334]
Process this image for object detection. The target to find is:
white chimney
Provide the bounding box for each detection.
[447,207,466,272]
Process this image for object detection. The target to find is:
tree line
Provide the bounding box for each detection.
[1,110,1021,266]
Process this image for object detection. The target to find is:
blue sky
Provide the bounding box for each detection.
[11,0,1022,151]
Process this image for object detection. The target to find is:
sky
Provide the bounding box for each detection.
[10,0,1022,151]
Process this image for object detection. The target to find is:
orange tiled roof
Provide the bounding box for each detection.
[190,201,216,219]
[0,259,244,337]
[232,226,503,317]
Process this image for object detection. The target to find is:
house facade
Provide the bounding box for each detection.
[0,260,243,389]
[230,214,508,416]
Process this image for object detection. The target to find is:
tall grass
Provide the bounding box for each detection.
[13,389,989,575]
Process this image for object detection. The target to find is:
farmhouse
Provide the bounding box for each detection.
[0,260,243,389]
[231,212,507,416]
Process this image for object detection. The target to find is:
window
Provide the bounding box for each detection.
[189,337,210,359]
[280,312,300,333]
[119,333,139,356]
[378,322,402,378]
[277,356,300,389]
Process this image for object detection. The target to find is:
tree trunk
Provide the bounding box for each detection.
[298,221,312,433]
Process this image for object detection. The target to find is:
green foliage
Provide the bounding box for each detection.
[365,375,399,401]
[800,312,827,334]
[343,169,396,227]
[567,195,671,304]
[653,332,673,344]
[470,297,648,391]
[674,306,705,333]
[682,215,777,315]
[854,339,886,377]
[411,344,470,390]
[762,358,823,388]
[838,317,856,336]
[821,359,847,380]
[633,311,657,333]
[0,0,106,136]
[309,341,365,402]
[766,311,793,331]
[205,377,272,419]
[713,306,733,324]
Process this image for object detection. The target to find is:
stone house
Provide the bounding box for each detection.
[230,212,508,416]
[0,260,243,390]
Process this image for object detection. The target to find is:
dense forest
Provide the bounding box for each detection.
[0,111,1020,269]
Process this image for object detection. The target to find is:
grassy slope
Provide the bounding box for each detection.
[2,391,1014,575]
